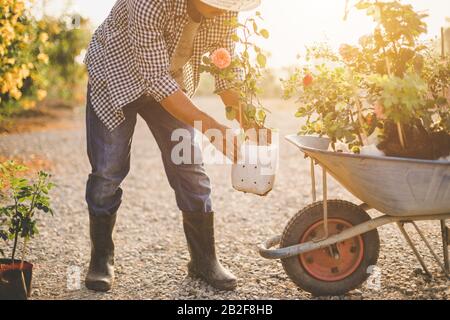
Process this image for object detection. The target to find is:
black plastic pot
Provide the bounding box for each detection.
[0,259,33,300]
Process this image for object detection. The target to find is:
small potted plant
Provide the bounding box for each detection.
[201,12,278,196]
[0,161,54,300]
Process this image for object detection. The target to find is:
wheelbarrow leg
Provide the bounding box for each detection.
[396,222,432,278]
[310,158,317,202]
[440,220,449,276]
[309,159,329,242]
[411,222,448,277]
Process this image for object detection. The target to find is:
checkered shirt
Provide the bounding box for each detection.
[84,0,240,131]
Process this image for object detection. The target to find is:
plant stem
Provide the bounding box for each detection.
[356,99,368,145]
[20,238,28,269]
[382,47,392,76]
[350,110,364,146]
[397,122,406,149]
[442,27,446,98]
[238,102,243,127]
[11,177,40,265]
[11,229,19,264]
[11,197,19,264]
[343,0,350,21]
[379,20,406,150]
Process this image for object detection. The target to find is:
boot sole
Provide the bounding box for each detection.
[85,279,113,292]
[188,268,237,291]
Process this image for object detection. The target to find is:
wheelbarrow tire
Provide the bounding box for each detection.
[280,200,380,297]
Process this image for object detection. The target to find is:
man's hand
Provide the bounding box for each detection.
[160,90,237,162]
[210,128,239,163]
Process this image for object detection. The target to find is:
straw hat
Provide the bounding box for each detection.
[200,0,261,12]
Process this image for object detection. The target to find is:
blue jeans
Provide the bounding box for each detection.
[85,86,212,216]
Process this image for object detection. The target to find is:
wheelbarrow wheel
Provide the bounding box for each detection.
[280,200,380,297]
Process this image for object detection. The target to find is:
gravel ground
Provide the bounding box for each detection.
[0,96,448,300]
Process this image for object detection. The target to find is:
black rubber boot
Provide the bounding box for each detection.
[182,212,237,291]
[85,213,116,292]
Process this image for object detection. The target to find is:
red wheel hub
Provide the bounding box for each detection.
[299,219,364,282]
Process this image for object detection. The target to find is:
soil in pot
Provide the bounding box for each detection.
[377,121,450,160]
[0,259,33,300]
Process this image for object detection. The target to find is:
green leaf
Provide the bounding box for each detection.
[202,56,211,64]
[260,29,269,39]
[257,53,267,68]
[252,21,258,34]
[256,109,267,123]
[225,107,237,121]
[231,34,240,42]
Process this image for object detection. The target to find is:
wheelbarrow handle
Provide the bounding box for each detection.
[258,235,283,260]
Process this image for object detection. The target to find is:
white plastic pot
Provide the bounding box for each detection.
[231,143,278,196]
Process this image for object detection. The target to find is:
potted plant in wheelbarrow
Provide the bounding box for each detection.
[284,0,450,161]
[0,161,54,300]
[201,12,278,196]
[346,0,450,161]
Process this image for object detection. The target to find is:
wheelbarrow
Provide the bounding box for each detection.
[258,135,450,296]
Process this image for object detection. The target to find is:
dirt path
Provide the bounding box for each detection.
[0,97,448,300]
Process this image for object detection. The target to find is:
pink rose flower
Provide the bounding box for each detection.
[211,48,232,69]
[374,102,386,120]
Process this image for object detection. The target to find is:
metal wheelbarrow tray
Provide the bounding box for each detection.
[258,135,450,297]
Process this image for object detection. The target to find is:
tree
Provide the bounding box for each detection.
[444,18,450,55]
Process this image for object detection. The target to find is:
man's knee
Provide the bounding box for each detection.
[172,163,211,195]
[86,173,124,215]
[163,162,212,212]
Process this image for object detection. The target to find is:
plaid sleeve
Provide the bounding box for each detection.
[213,13,244,94]
[128,0,179,102]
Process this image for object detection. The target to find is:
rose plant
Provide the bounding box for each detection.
[201,13,277,196]
[200,11,270,131]
[283,44,367,152]
[284,0,450,160]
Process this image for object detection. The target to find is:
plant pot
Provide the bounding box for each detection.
[0,259,33,300]
[232,143,278,196]
[296,135,331,150]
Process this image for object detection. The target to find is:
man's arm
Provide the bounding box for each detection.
[128,1,236,160]
[161,90,237,162]
[128,0,179,102]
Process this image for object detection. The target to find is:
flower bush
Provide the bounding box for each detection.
[0,0,49,118]
[0,1,91,121]
[38,14,91,106]
[284,0,450,159]
[200,12,270,129]
[283,44,365,151]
